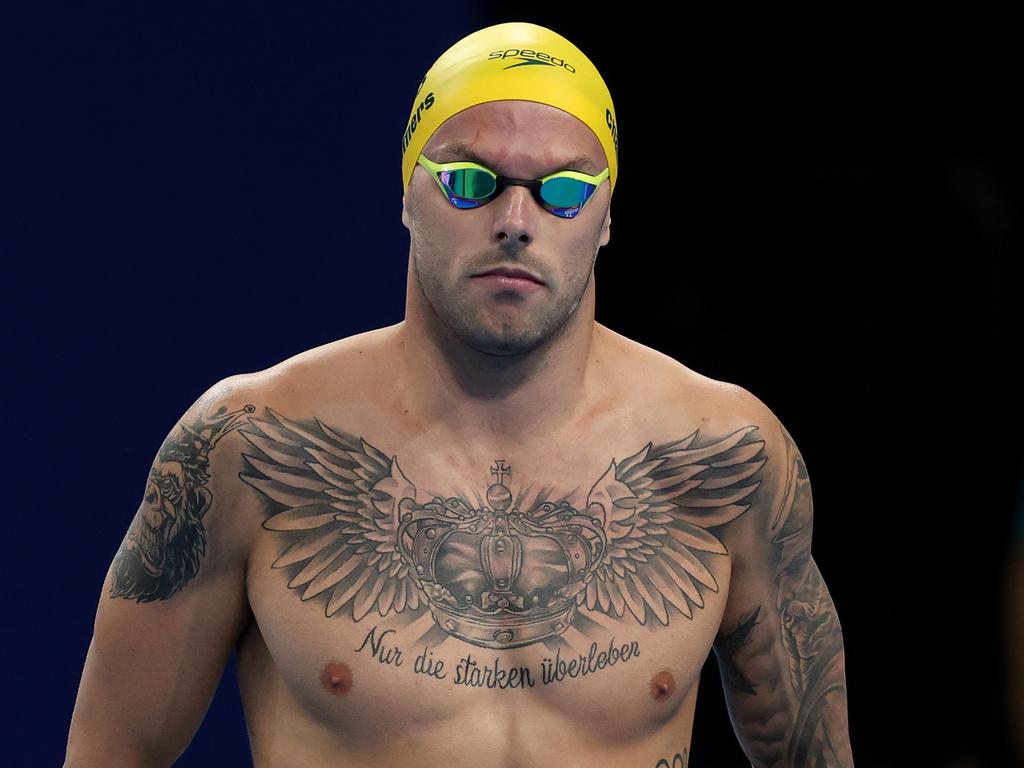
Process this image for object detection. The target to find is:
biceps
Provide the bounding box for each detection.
[66,383,256,766]
[67,551,251,767]
[713,555,851,766]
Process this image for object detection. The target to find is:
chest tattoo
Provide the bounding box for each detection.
[236,406,767,653]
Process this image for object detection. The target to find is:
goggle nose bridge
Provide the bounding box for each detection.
[458,171,544,199]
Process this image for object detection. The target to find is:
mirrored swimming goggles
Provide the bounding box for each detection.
[417,153,609,219]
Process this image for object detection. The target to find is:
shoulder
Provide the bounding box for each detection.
[608,329,797,534]
[672,371,796,533]
[245,324,398,404]
[669,373,809,555]
[162,371,278,561]
[637,362,813,598]
[605,325,788,446]
[189,324,397,491]
[183,330,372,476]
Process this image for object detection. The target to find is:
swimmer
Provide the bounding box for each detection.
[64,21,854,767]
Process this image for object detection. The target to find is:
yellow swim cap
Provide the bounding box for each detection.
[400,21,619,198]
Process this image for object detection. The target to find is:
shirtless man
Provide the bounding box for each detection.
[64,22,854,768]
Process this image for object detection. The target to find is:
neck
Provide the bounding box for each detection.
[390,266,603,446]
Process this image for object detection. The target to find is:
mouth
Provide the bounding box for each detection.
[471,267,545,285]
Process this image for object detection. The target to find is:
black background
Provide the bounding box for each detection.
[5,3,1019,766]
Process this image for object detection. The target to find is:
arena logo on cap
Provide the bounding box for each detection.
[487,48,576,73]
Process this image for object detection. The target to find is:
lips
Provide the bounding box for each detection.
[472,267,544,285]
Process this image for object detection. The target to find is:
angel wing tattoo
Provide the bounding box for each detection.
[238,407,766,650]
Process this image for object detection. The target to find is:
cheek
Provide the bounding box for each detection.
[412,219,455,261]
[562,232,601,271]
[409,187,468,237]
[410,228,460,289]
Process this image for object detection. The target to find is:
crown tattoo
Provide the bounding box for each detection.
[396,459,609,648]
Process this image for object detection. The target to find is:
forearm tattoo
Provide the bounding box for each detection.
[717,424,853,767]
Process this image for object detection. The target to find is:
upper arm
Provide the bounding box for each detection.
[65,375,261,768]
[712,389,854,767]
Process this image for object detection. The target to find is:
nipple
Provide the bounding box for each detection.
[648,669,675,701]
[320,660,354,696]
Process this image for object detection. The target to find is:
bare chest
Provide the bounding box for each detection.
[232,396,753,759]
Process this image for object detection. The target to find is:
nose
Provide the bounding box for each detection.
[490,184,536,245]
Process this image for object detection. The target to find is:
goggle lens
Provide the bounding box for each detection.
[440,168,496,204]
[540,175,594,209]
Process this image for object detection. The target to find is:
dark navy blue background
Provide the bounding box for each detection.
[5,3,1019,766]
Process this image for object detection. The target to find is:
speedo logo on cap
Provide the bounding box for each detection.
[487,48,576,73]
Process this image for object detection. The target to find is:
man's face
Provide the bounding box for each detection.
[401,100,612,356]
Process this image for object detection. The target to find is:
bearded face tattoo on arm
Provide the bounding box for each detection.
[110,402,254,602]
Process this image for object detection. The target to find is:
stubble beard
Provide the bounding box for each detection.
[413,248,595,357]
